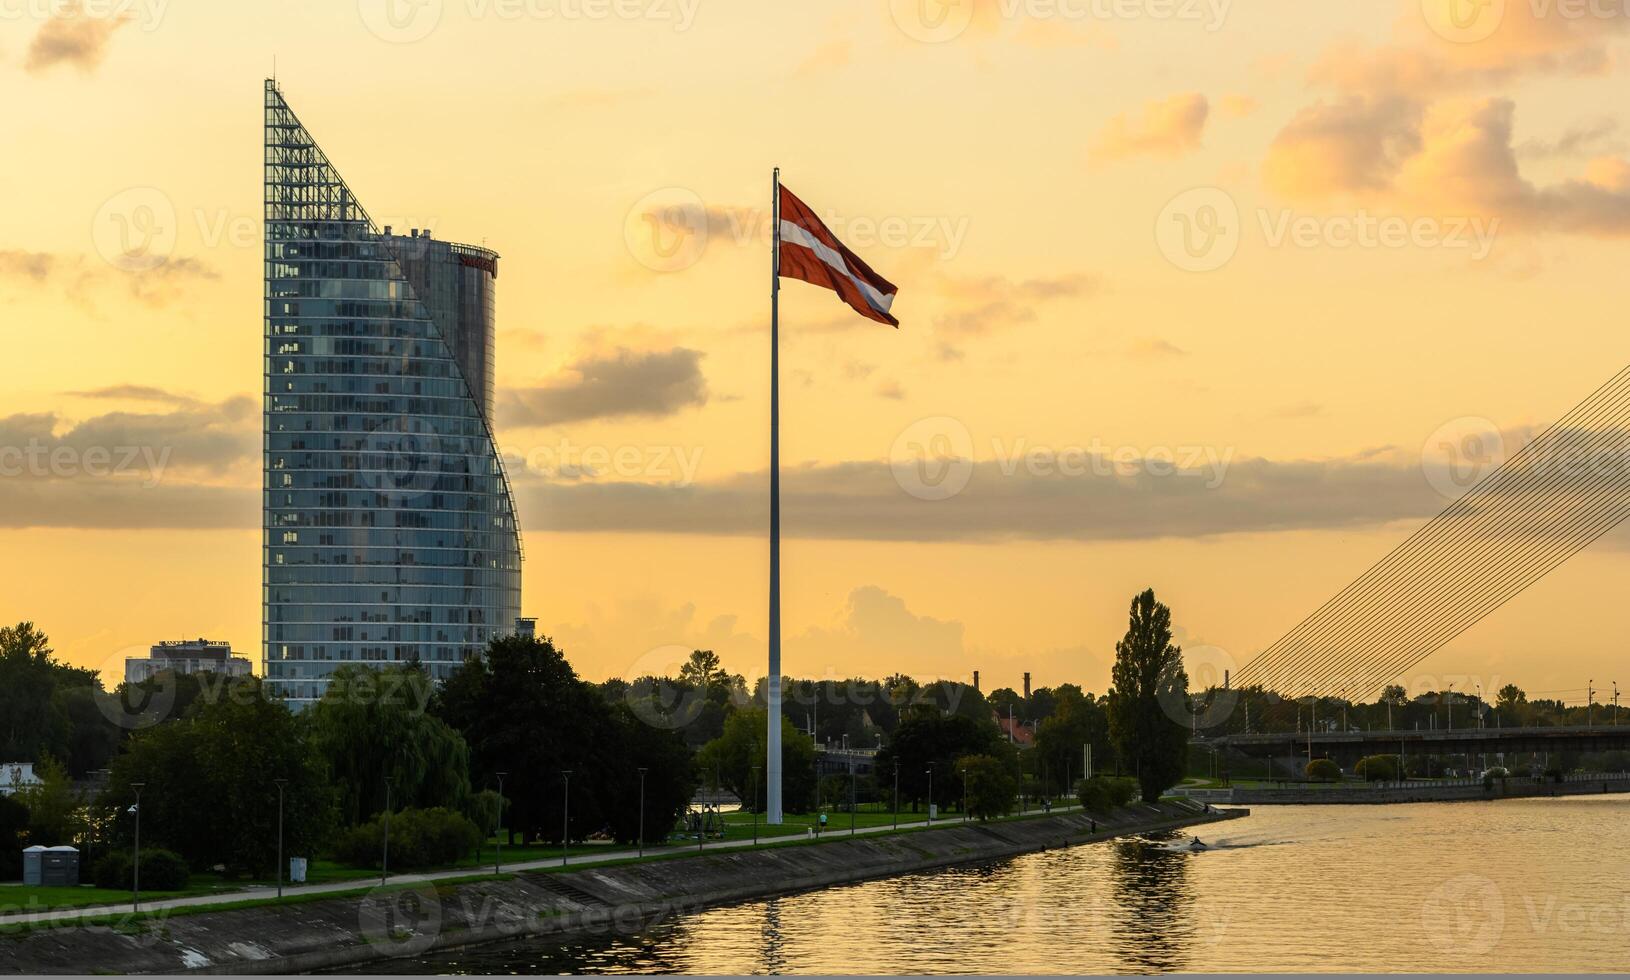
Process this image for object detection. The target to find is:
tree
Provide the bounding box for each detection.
[695,707,815,813]
[876,708,1006,811]
[434,634,697,845]
[1106,589,1191,803]
[309,665,472,825]
[678,649,723,690]
[1034,687,1110,796]
[0,622,97,767]
[15,754,82,846]
[957,753,1019,819]
[103,677,333,876]
[1496,684,1526,709]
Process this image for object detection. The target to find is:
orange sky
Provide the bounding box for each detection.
[4,0,1630,705]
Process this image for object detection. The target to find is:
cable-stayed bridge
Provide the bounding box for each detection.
[1233,364,1630,702]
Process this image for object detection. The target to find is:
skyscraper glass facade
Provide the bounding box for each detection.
[262,80,522,708]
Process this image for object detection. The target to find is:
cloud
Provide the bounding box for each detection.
[1090,93,1210,164]
[1518,118,1622,160]
[1263,1,1630,235]
[500,347,709,427]
[875,380,905,400]
[66,385,204,408]
[935,273,1098,336]
[1218,94,1259,119]
[0,396,260,529]
[1125,338,1188,359]
[789,586,967,678]
[0,249,218,309]
[513,446,1450,543]
[25,6,131,74]
[1263,96,1423,200]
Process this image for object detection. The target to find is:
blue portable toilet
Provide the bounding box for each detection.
[41,846,80,886]
[21,846,46,885]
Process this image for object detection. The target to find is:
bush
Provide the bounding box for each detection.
[1078,776,1136,811]
[1305,759,1341,782]
[331,807,481,871]
[1354,755,1399,782]
[92,848,189,891]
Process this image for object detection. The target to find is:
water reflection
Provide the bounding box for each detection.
[333,798,1630,974]
[1110,838,1195,974]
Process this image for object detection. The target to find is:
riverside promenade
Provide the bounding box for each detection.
[0,801,1244,975]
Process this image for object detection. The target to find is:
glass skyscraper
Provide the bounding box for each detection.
[262,80,522,708]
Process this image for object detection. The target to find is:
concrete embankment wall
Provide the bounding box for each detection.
[1204,776,1630,805]
[0,801,1243,975]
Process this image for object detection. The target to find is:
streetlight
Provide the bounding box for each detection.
[381,778,392,886]
[849,762,857,837]
[636,768,647,858]
[561,770,572,867]
[129,783,145,912]
[925,766,934,824]
[960,768,968,823]
[494,772,508,875]
[892,761,899,831]
[273,778,287,900]
[1588,680,1595,726]
[749,765,760,846]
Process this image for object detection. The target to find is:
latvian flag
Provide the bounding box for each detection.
[778,185,899,327]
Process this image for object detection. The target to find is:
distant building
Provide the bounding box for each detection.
[0,762,41,796]
[515,618,537,640]
[126,639,252,685]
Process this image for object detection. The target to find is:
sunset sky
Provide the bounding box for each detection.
[5,0,1630,704]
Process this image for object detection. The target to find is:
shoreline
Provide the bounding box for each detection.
[0,801,1244,976]
[1181,774,1630,805]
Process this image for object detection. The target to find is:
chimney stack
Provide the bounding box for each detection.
[972,670,980,693]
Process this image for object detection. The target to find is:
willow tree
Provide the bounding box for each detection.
[1106,589,1190,803]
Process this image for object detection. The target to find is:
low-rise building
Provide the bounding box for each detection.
[126,638,252,685]
[0,762,41,796]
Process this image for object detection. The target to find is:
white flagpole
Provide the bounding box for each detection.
[766,166,784,824]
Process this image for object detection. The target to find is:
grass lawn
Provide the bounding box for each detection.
[3,802,1098,913]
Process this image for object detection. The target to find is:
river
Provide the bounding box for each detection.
[340,796,1630,974]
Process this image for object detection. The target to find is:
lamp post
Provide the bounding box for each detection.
[1588,680,1595,726]
[561,770,572,867]
[849,763,857,837]
[130,783,145,912]
[273,778,287,899]
[494,772,508,875]
[960,768,968,822]
[749,765,760,845]
[892,761,899,831]
[381,778,392,886]
[925,766,934,825]
[637,768,647,858]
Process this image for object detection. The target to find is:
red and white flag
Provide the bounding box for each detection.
[777,185,899,326]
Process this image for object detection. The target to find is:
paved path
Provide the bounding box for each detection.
[0,806,1091,927]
